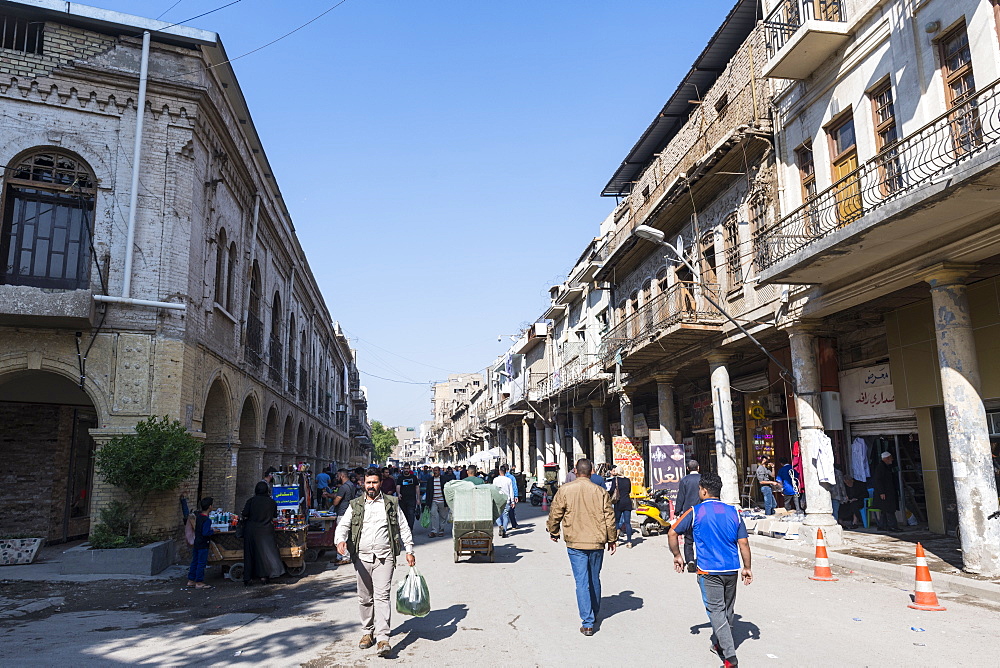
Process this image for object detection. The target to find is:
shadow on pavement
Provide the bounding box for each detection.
[600,589,643,619]
[391,603,468,656]
[491,543,533,563]
[688,614,760,649]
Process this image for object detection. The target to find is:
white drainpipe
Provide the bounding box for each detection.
[122,30,149,300]
[96,30,185,312]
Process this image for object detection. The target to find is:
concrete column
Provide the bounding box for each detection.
[922,264,1000,576]
[619,390,635,439]
[521,417,531,474]
[786,326,842,546]
[655,374,678,445]
[571,408,585,462]
[555,414,568,478]
[544,422,555,466]
[707,354,740,507]
[534,420,546,482]
[590,400,608,465]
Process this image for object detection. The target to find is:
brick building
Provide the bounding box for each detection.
[0,1,371,543]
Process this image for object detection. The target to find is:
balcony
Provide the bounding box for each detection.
[762,0,849,80]
[599,282,723,373]
[0,285,94,327]
[757,78,1000,286]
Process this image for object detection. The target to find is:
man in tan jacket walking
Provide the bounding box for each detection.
[547,458,618,636]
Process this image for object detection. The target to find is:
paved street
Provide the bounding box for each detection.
[2,504,998,667]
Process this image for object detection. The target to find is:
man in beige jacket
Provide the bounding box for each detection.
[547,458,618,636]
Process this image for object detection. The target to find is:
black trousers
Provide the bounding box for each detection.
[683,527,695,564]
[400,502,417,529]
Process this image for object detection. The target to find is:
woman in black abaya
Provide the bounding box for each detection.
[241,481,285,585]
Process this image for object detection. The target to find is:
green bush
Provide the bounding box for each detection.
[94,416,201,542]
[89,501,154,549]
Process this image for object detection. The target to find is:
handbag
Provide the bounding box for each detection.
[610,477,621,505]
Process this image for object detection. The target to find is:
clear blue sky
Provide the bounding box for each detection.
[96,0,737,428]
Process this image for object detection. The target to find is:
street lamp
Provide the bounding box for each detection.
[632,225,797,390]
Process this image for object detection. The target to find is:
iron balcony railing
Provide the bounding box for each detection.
[245,313,264,368]
[763,0,845,60]
[267,334,283,384]
[299,364,308,400]
[287,360,297,397]
[755,77,1000,271]
[600,281,723,368]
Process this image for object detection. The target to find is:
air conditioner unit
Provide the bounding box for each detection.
[820,391,843,431]
[336,403,347,412]
[764,393,785,416]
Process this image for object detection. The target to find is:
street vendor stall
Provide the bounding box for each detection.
[207,522,309,579]
[305,509,337,562]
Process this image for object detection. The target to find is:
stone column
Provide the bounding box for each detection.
[707,353,740,507]
[655,374,678,445]
[590,400,608,465]
[921,264,1000,576]
[571,408,585,463]
[534,419,546,482]
[619,389,635,439]
[521,417,531,474]
[786,325,842,546]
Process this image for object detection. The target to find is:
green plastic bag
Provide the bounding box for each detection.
[419,506,431,529]
[395,566,431,617]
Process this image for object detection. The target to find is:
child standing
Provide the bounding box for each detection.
[186,497,215,589]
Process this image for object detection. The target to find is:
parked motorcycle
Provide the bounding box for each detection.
[635,488,672,536]
[529,483,547,506]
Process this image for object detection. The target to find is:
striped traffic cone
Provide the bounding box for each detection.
[808,528,838,581]
[541,493,549,512]
[908,543,946,611]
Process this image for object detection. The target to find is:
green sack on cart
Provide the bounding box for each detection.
[395,566,431,617]
[419,506,431,529]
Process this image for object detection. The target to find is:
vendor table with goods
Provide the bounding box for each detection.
[305,509,338,562]
[207,521,309,580]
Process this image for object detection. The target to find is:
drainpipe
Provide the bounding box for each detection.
[122,30,150,301]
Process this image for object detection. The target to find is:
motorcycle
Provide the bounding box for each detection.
[529,483,547,507]
[635,488,672,537]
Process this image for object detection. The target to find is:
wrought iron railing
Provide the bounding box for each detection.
[299,364,308,400]
[599,281,722,367]
[267,335,283,384]
[755,77,1000,271]
[763,0,845,60]
[245,313,263,368]
[287,360,297,397]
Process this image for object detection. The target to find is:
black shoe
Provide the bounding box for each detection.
[580,626,594,636]
[499,528,507,538]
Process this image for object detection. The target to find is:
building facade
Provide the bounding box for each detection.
[0,1,371,543]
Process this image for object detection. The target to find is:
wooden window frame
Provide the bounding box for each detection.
[722,213,743,292]
[868,79,902,194]
[937,21,981,155]
[794,142,816,205]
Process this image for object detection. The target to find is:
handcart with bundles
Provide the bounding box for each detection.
[444,479,507,563]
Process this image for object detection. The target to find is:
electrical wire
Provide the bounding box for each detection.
[342,327,461,374]
[162,0,352,80]
[359,370,436,385]
[156,0,186,21]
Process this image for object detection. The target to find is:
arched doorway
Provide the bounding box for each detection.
[282,414,294,465]
[200,378,234,511]
[0,370,97,542]
[263,405,280,469]
[235,396,260,507]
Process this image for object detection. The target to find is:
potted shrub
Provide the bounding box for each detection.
[61,416,201,576]
[0,534,44,566]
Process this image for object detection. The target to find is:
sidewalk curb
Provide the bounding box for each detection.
[748,535,1000,606]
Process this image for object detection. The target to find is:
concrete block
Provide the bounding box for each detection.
[59,540,175,576]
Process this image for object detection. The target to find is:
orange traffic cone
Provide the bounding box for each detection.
[808,528,838,581]
[908,543,946,611]
[541,493,549,512]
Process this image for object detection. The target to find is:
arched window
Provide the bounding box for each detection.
[268,291,283,383]
[1,149,96,289]
[226,242,237,311]
[287,314,297,395]
[214,228,227,304]
[245,261,263,367]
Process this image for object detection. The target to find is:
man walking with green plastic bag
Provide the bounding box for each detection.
[335,468,416,658]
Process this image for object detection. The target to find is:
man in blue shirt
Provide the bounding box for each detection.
[775,457,801,512]
[668,472,753,668]
[503,466,520,529]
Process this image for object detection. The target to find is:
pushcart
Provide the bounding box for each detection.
[450,484,497,563]
[305,512,338,562]
[207,525,309,580]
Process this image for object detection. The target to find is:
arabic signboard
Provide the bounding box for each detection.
[838,364,907,419]
[272,484,301,511]
[650,442,686,501]
[613,436,645,495]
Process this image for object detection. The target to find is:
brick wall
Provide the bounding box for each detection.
[0,403,75,541]
[0,23,116,78]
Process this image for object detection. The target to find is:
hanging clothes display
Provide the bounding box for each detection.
[815,432,835,484]
[850,437,870,481]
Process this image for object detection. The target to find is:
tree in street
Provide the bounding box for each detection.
[371,420,398,464]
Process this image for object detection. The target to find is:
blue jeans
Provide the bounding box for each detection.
[188,547,208,582]
[567,547,604,626]
[761,485,776,515]
[616,509,633,543]
[496,502,511,532]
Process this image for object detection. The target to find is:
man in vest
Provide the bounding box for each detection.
[335,468,416,657]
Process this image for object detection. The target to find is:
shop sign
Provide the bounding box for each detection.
[613,436,645,494]
[272,484,300,510]
[633,413,649,438]
[839,365,904,418]
[650,442,686,502]
[690,392,714,431]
